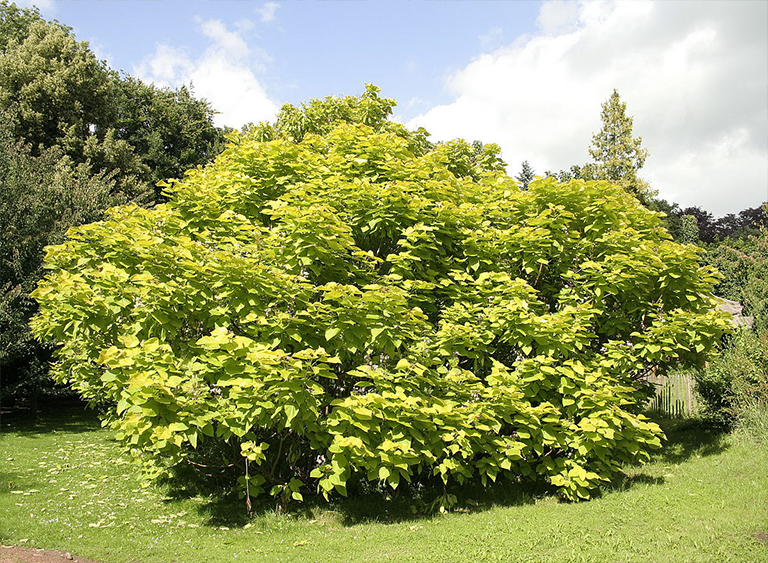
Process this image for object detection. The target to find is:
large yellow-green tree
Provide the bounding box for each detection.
[32,86,731,506]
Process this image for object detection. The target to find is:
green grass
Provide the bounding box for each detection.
[1,407,767,563]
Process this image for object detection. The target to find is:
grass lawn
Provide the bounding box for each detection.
[1,406,766,563]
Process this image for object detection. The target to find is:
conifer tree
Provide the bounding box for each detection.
[588,89,654,201]
[515,160,535,190]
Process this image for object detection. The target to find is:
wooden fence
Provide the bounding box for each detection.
[644,372,698,417]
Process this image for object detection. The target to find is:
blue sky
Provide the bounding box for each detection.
[36,0,541,122]
[22,0,768,215]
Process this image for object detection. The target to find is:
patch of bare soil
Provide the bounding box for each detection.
[754,532,768,547]
[0,546,98,563]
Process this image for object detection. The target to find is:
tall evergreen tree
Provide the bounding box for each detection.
[515,160,535,190]
[588,89,654,202]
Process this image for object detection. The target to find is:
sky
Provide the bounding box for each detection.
[21,0,768,216]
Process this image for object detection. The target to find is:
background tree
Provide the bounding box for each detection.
[646,197,684,241]
[0,0,226,409]
[0,0,51,51]
[545,164,595,183]
[588,89,653,202]
[679,206,717,244]
[112,77,228,201]
[679,215,700,245]
[0,14,146,196]
[711,206,767,241]
[0,1,225,201]
[515,160,535,190]
[547,90,653,203]
[0,122,117,408]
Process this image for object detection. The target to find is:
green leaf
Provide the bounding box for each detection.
[284,404,299,426]
[325,327,341,341]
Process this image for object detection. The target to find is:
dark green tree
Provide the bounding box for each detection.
[646,197,684,241]
[0,1,226,407]
[0,13,145,196]
[112,77,226,201]
[680,206,718,244]
[0,1,225,201]
[696,221,768,427]
[0,122,117,408]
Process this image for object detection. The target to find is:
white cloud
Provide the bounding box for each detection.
[257,2,280,23]
[536,0,580,35]
[409,1,768,215]
[134,19,278,129]
[198,18,251,59]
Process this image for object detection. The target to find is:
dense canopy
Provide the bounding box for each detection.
[31,86,731,504]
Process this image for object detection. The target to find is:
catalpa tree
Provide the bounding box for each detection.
[32,85,731,503]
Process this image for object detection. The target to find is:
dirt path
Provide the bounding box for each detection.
[0,547,98,563]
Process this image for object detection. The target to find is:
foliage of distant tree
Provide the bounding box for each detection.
[681,205,767,244]
[515,160,535,190]
[0,0,51,51]
[545,164,589,183]
[0,1,225,201]
[645,198,684,241]
[113,76,228,201]
[32,86,731,506]
[705,216,768,328]
[0,122,117,405]
[0,0,226,406]
[646,202,767,245]
[679,215,700,245]
[546,90,653,203]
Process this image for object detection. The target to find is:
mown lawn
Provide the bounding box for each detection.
[1,406,766,563]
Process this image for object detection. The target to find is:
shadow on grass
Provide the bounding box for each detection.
[160,462,554,529]
[651,417,730,464]
[607,416,730,493]
[158,416,733,528]
[2,404,732,529]
[179,481,552,529]
[0,399,100,437]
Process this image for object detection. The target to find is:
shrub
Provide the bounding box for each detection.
[705,221,768,327]
[31,86,731,503]
[695,327,768,428]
